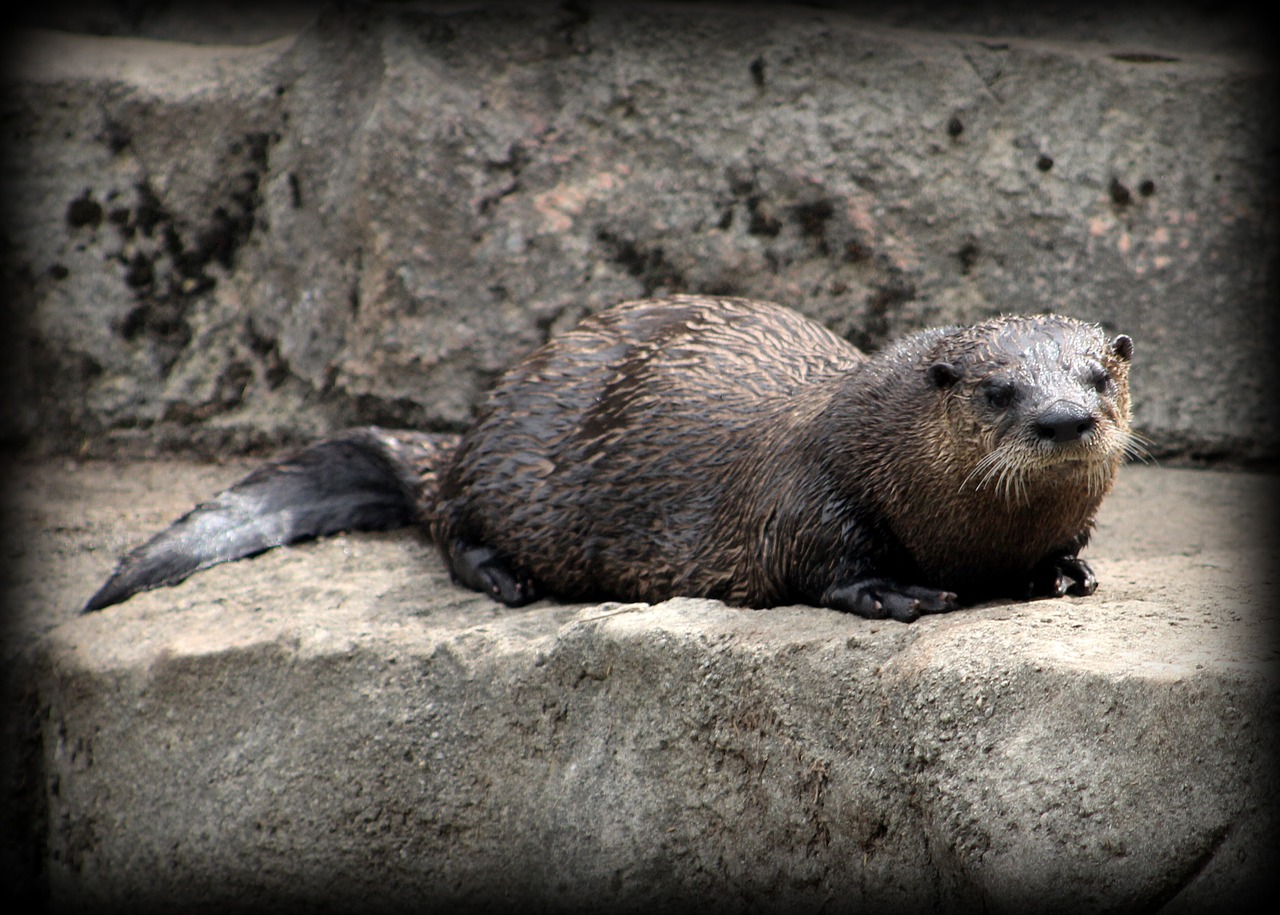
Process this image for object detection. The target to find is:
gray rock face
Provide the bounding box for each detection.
[4,3,1275,460]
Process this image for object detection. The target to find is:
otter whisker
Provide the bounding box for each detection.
[962,442,1037,506]
[994,461,1012,501]
[965,458,1000,495]
[1089,461,1109,498]
[1001,460,1030,506]
[961,447,1009,494]
[1121,429,1154,464]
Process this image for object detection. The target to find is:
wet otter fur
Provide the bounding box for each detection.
[84,295,1136,622]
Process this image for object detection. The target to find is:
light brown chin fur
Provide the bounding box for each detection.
[962,445,1121,507]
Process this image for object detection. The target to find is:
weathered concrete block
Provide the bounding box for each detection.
[4,3,1275,460]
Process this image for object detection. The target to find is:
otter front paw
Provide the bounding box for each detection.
[824,579,958,623]
[1029,554,1097,598]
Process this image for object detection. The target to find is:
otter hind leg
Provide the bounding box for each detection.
[448,540,539,607]
[823,579,958,623]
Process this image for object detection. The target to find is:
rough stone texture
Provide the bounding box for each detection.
[4,3,1278,911]
[4,460,1276,911]
[3,2,1276,461]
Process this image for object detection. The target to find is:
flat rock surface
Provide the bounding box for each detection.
[7,460,1277,661]
[4,459,1277,911]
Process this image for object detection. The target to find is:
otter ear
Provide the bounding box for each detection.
[927,361,963,389]
[1110,334,1133,362]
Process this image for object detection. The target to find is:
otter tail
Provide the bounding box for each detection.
[82,426,457,613]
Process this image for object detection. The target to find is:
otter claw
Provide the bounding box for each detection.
[480,564,538,606]
[450,540,539,607]
[825,580,959,623]
[1029,554,1097,599]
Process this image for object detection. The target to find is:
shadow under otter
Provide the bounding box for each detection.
[84,295,1137,623]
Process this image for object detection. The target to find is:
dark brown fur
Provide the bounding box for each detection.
[431,295,1135,619]
[85,295,1135,622]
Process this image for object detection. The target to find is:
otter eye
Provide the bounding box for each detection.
[1080,363,1111,396]
[981,379,1016,409]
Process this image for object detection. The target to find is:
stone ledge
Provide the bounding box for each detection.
[8,461,1277,911]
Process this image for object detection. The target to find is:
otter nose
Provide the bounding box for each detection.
[1035,403,1096,443]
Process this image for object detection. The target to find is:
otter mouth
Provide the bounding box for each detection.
[962,437,1121,503]
[1036,442,1114,465]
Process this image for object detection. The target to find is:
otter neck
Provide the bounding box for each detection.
[894,431,1112,588]
[819,359,1112,591]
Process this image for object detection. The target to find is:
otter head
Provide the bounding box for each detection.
[924,315,1135,504]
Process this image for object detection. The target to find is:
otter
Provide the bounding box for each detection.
[83,295,1136,622]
